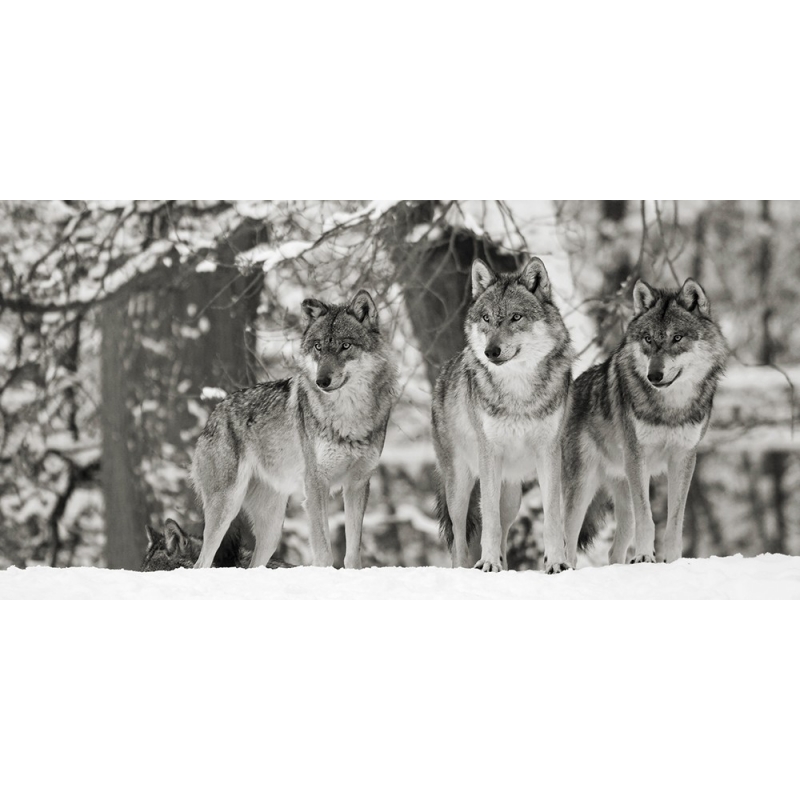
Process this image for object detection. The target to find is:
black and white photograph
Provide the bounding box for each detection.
[1,199,798,596]
[3,4,798,799]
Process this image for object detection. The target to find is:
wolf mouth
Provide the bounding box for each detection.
[317,376,349,393]
[487,347,521,366]
[650,369,682,389]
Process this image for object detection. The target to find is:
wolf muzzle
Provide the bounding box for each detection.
[484,338,517,365]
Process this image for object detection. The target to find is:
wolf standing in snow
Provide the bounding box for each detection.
[563,278,727,565]
[191,290,398,569]
[432,258,574,574]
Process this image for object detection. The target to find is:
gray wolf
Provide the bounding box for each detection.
[432,258,574,573]
[563,278,727,565]
[142,517,293,571]
[191,290,398,569]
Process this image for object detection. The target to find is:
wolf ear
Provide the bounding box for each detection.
[471,259,496,297]
[632,279,658,316]
[678,278,710,316]
[301,298,328,326]
[164,518,188,555]
[145,525,164,547]
[517,257,551,301]
[346,289,378,327]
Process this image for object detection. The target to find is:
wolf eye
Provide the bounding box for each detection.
[482,314,490,323]
[314,342,321,351]
[644,335,652,344]
[341,342,351,350]
[511,313,522,322]
[673,334,683,342]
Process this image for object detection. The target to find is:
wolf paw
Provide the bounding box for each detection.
[474,558,503,573]
[630,553,656,564]
[545,561,571,575]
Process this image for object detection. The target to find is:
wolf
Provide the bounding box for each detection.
[432,257,574,573]
[191,290,398,569]
[142,517,293,571]
[563,277,727,565]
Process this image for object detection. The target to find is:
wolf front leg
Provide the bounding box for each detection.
[663,450,696,563]
[475,444,504,572]
[342,474,371,569]
[622,441,656,564]
[304,467,334,567]
[536,444,570,574]
[444,464,477,568]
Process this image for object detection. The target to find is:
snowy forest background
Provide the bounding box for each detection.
[0,199,797,570]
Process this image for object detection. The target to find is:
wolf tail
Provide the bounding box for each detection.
[577,490,612,552]
[436,479,481,550]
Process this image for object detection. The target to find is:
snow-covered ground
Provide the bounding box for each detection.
[2,554,799,600]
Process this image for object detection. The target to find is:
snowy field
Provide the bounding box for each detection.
[2,554,799,599]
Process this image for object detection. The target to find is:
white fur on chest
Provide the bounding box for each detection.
[314,437,371,483]
[481,410,562,479]
[634,419,705,474]
[657,376,699,409]
[312,368,377,442]
[489,363,535,404]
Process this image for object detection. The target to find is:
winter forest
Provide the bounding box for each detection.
[1,199,798,572]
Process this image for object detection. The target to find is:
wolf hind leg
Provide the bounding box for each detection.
[194,472,249,568]
[536,444,571,574]
[499,481,522,570]
[562,463,599,570]
[242,479,289,568]
[608,479,634,565]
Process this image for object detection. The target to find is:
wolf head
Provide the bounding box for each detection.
[625,277,727,391]
[466,257,569,368]
[142,518,199,571]
[300,290,384,392]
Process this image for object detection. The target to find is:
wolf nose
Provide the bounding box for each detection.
[648,370,664,384]
[316,375,332,389]
[485,346,501,361]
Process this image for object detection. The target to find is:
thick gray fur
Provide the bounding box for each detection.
[191,289,398,569]
[562,278,728,565]
[432,258,574,573]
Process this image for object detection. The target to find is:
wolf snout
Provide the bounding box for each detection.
[485,345,502,362]
[647,370,664,385]
[316,375,332,389]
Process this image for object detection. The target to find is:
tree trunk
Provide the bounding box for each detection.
[387,202,520,388]
[753,200,788,554]
[756,200,774,365]
[592,200,635,354]
[101,220,266,569]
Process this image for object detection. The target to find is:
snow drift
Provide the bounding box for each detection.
[1,554,799,600]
